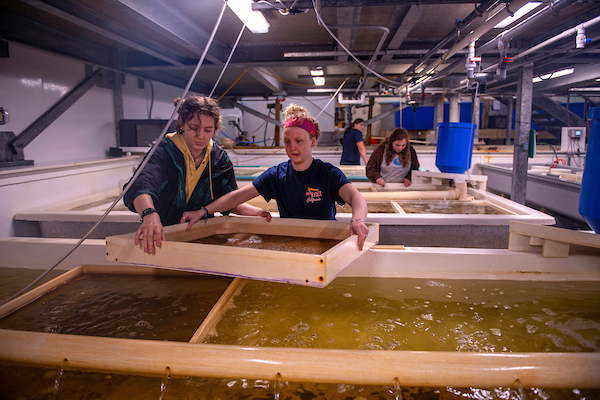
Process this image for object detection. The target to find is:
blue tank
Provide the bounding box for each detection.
[435,122,476,174]
[578,107,600,233]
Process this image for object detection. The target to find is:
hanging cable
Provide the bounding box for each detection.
[316,78,348,119]
[217,69,249,101]
[210,24,246,98]
[310,0,401,88]
[0,0,230,307]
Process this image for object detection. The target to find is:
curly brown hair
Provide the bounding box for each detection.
[174,95,222,133]
[283,103,321,140]
[382,128,410,167]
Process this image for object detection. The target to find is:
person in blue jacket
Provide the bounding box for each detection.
[123,95,268,253]
[340,118,368,165]
[182,104,370,250]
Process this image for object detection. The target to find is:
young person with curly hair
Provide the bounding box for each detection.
[182,104,370,250]
[124,95,268,253]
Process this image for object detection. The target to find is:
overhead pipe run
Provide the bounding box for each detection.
[424,0,578,87]
[396,0,500,83]
[404,0,531,96]
[338,92,366,105]
[482,13,600,75]
[477,0,577,56]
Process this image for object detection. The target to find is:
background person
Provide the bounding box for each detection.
[366,128,420,187]
[340,118,368,165]
[182,104,370,250]
[124,95,268,253]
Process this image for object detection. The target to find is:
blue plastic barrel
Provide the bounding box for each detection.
[578,107,600,233]
[435,122,476,174]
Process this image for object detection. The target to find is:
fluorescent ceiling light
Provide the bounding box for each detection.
[569,87,600,92]
[228,0,270,34]
[307,88,336,93]
[312,76,326,86]
[495,2,541,29]
[532,68,574,83]
[310,68,325,85]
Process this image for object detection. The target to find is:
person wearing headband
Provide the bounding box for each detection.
[181,104,370,250]
[123,95,270,254]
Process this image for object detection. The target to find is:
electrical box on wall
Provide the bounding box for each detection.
[220,108,243,144]
[560,127,586,153]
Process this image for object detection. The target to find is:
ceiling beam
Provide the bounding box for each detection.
[379,5,425,61]
[114,0,225,65]
[0,12,115,68]
[253,0,511,10]
[335,6,360,63]
[247,67,284,94]
[362,5,425,90]
[17,0,187,66]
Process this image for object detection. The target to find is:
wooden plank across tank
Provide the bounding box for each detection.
[105,215,379,287]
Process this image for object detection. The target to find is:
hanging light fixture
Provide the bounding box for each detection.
[310,67,325,86]
[228,0,270,33]
[494,2,542,29]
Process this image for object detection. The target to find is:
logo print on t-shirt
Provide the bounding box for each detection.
[306,187,322,203]
[393,156,402,166]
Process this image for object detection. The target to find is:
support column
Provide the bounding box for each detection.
[511,62,534,205]
[113,72,124,147]
[366,96,374,145]
[449,95,460,122]
[472,94,480,144]
[435,95,444,143]
[274,98,282,147]
[505,96,513,145]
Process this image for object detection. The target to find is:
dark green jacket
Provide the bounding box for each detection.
[124,137,237,226]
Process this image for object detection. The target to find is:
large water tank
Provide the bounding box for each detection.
[578,107,600,233]
[435,122,476,174]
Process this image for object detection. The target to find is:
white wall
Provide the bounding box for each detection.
[122,77,184,121]
[0,157,141,238]
[0,42,192,166]
[0,43,115,165]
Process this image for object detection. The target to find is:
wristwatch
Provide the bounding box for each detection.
[140,207,158,221]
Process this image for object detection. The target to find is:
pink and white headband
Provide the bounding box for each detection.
[283,118,317,138]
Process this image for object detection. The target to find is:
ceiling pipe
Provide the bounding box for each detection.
[396,0,501,82]
[476,0,578,56]
[404,0,531,96]
[482,13,600,74]
[328,24,389,95]
[338,92,366,105]
[420,0,578,88]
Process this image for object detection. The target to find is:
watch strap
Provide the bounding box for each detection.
[140,207,158,221]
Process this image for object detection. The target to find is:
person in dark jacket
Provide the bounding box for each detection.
[123,95,269,253]
[366,128,419,187]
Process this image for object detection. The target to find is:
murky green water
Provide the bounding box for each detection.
[0,267,68,302]
[193,233,340,254]
[0,363,597,400]
[0,272,232,341]
[205,278,600,353]
[397,201,506,214]
[0,269,598,398]
[337,201,397,213]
